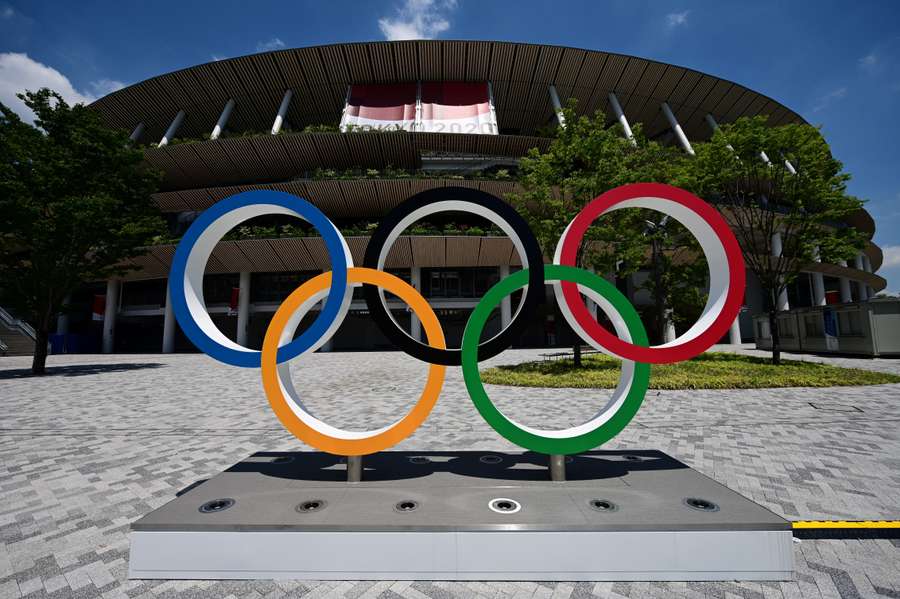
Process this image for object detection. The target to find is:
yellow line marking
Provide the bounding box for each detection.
[793,520,900,529]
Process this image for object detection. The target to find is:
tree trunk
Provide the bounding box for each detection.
[768,309,781,366]
[652,238,666,345]
[31,328,49,375]
[572,343,582,368]
[655,302,668,345]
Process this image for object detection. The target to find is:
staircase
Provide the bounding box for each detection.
[0,306,36,357]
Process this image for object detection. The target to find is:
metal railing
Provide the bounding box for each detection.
[0,305,36,341]
[753,298,900,357]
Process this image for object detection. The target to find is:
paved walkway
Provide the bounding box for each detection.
[711,343,900,376]
[1,348,898,598]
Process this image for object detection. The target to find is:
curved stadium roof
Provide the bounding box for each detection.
[90,40,806,142]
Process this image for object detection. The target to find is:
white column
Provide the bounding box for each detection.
[839,260,853,303]
[862,254,874,298]
[583,267,599,321]
[811,273,826,306]
[608,92,636,145]
[414,82,423,131]
[410,267,422,341]
[728,316,742,344]
[762,149,798,175]
[102,279,119,354]
[339,85,352,132]
[129,122,145,142]
[499,265,512,329]
[811,247,826,306]
[158,110,185,147]
[548,85,566,128]
[271,89,293,135]
[210,98,235,140]
[771,231,783,257]
[771,232,789,311]
[55,311,69,335]
[661,102,694,156]
[487,82,499,134]
[237,271,251,346]
[784,159,797,175]
[56,294,70,335]
[854,254,868,301]
[317,277,334,352]
[663,309,677,343]
[162,281,175,353]
[703,114,734,151]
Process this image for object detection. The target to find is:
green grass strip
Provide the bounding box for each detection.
[481,352,900,390]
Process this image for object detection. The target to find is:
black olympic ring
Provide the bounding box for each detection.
[362,187,546,366]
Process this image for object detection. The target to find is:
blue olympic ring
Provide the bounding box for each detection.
[168,190,350,367]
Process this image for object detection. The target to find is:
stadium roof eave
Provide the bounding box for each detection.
[89,40,806,144]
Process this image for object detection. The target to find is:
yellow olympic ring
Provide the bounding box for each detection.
[261,267,446,456]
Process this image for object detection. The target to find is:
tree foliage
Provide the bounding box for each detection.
[0,89,162,374]
[679,116,866,363]
[509,104,707,349]
[512,105,867,366]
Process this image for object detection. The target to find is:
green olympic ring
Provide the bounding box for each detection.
[461,265,650,455]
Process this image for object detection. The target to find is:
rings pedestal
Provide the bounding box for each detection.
[129,450,793,581]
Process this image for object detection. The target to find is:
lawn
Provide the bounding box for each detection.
[479,352,900,390]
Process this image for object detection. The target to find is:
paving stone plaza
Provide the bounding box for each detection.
[1,346,899,598]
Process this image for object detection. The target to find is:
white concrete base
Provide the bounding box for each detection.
[129,529,793,581]
[128,450,794,581]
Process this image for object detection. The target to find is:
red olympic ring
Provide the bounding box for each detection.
[556,183,746,364]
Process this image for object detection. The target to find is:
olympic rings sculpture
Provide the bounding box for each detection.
[170,183,745,456]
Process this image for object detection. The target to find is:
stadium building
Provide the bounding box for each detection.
[8,40,886,357]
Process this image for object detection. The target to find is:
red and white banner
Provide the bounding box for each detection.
[341,83,417,131]
[420,82,496,134]
[340,82,497,134]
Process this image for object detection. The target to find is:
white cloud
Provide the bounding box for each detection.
[665,10,690,29]
[859,52,879,73]
[811,86,847,113]
[211,54,227,62]
[0,52,112,121]
[0,53,123,122]
[878,244,900,295]
[89,78,125,96]
[882,245,900,268]
[1,5,14,19]
[256,38,286,52]
[378,0,456,41]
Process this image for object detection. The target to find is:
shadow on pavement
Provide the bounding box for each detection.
[0,362,166,379]
[227,449,687,483]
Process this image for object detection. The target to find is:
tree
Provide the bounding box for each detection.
[639,217,710,344]
[510,104,700,364]
[0,89,162,374]
[680,116,866,365]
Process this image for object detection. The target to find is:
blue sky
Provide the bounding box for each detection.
[1,0,899,291]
